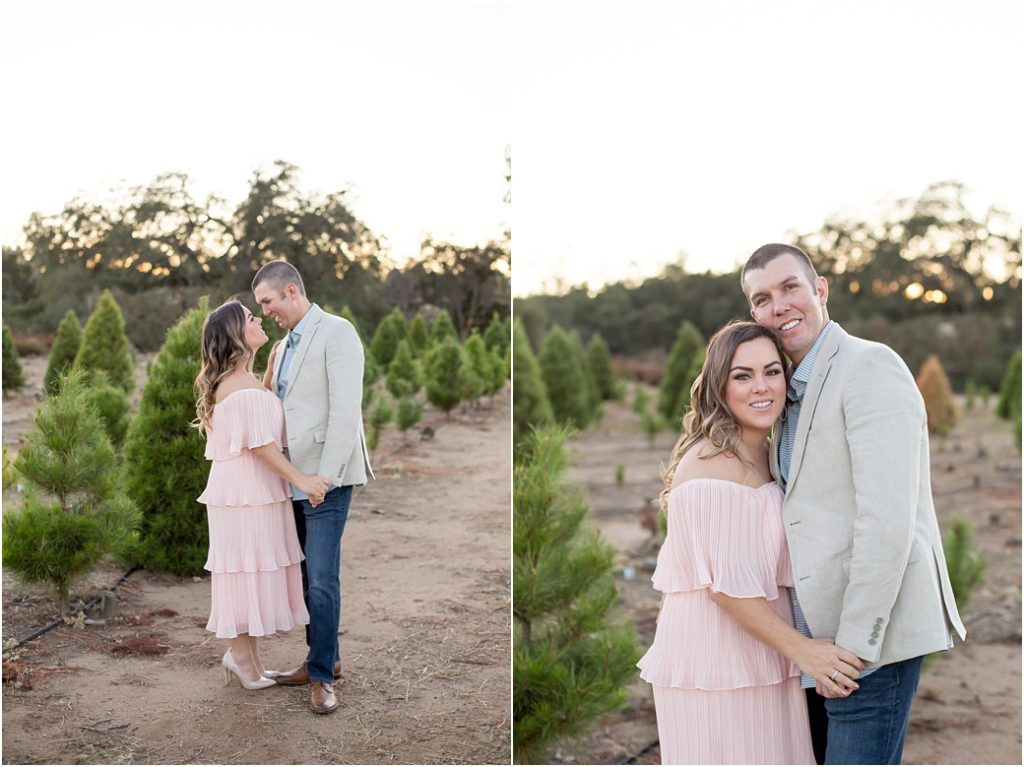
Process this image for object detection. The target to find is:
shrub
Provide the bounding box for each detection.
[632,383,650,415]
[657,321,703,422]
[513,318,552,445]
[586,334,617,401]
[431,310,458,346]
[463,333,495,402]
[424,337,465,417]
[386,339,421,399]
[538,326,593,430]
[483,311,510,356]
[916,355,959,434]
[367,394,393,451]
[369,309,406,367]
[74,289,135,395]
[4,370,140,610]
[2,322,26,390]
[122,299,209,576]
[43,309,83,394]
[615,463,625,486]
[513,425,640,763]
[3,444,17,487]
[943,518,986,611]
[84,373,132,449]
[408,314,430,356]
[395,396,424,445]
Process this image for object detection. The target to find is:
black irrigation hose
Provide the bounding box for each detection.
[618,737,660,765]
[9,565,142,650]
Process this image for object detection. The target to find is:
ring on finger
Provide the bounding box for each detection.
[830,669,841,682]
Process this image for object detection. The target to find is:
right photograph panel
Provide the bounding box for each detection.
[511,2,1021,764]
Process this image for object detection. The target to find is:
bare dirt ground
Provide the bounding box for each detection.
[547,386,1021,765]
[2,353,511,765]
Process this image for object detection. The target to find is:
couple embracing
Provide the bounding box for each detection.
[193,260,372,715]
[639,244,967,764]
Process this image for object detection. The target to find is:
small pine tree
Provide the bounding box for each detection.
[408,315,430,356]
[431,310,458,346]
[641,410,665,446]
[632,383,650,415]
[658,321,703,422]
[964,379,979,410]
[369,310,406,367]
[943,518,986,610]
[2,322,26,390]
[513,425,641,763]
[916,355,959,434]
[676,347,706,423]
[571,331,602,423]
[3,370,140,611]
[367,394,393,451]
[425,337,464,417]
[488,346,507,396]
[996,349,1021,422]
[386,339,422,399]
[539,327,592,430]
[84,372,131,449]
[74,289,135,395]
[586,334,617,401]
[513,318,553,445]
[463,333,494,403]
[483,311,510,356]
[3,444,17,487]
[122,299,210,575]
[44,309,83,394]
[395,395,424,445]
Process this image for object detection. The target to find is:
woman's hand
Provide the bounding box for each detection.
[794,637,865,697]
[297,474,331,507]
[267,339,283,370]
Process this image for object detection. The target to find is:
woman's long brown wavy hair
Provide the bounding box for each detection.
[659,321,787,511]
[193,300,253,434]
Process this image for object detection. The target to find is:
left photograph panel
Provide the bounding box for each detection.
[0,2,511,764]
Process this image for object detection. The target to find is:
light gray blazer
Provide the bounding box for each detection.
[772,324,966,665]
[271,305,373,487]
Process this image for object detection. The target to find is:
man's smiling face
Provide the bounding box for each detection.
[743,253,830,365]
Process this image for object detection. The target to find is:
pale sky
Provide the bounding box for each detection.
[0,0,510,265]
[512,0,1022,295]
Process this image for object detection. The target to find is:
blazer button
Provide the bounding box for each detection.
[868,639,877,646]
[871,631,879,638]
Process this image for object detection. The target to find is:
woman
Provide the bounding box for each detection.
[194,300,330,689]
[637,322,864,765]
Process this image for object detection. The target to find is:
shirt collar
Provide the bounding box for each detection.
[789,320,835,398]
[289,304,317,342]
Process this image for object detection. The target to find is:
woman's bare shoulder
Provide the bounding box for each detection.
[671,441,747,488]
[214,373,264,404]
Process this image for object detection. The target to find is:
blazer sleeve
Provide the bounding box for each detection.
[834,345,923,660]
[318,319,365,483]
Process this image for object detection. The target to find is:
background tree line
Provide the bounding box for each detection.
[2,160,510,351]
[515,182,1021,391]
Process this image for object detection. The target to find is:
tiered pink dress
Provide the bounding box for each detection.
[637,479,815,765]
[197,388,309,639]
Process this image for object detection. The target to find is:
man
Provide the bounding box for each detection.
[742,244,966,764]
[253,260,373,714]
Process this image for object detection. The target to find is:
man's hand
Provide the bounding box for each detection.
[795,637,865,697]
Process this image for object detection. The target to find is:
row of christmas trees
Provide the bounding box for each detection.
[2,293,511,609]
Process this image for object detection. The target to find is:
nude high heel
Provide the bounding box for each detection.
[222,650,276,690]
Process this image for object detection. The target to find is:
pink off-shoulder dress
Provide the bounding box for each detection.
[637,479,814,765]
[197,388,309,639]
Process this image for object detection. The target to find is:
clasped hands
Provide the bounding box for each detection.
[302,474,332,507]
[798,638,866,699]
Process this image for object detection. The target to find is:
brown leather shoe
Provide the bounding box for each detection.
[271,661,342,686]
[309,681,338,714]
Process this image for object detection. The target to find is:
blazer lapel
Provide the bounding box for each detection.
[283,306,323,398]
[784,325,844,497]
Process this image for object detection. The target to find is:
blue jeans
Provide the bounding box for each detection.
[292,485,352,684]
[823,655,923,764]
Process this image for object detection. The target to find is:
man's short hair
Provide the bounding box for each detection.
[740,243,818,293]
[252,260,306,296]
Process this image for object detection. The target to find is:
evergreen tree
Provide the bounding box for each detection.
[3,370,140,610]
[369,309,405,367]
[571,331,602,423]
[74,289,135,395]
[122,299,210,575]
[43,309,82,394]
[431,310,458,346]
[657,321,703,422]
[513,425,640,763]
[632,382,650,415]
[425,337,464,417]
[996,349,1021,421]
[483,311,510,356]
[586,334,617,401]
[363,349,383,409]
[916,355,959,435]
[539,326,592,430]
[488,346,507,395]
[407,314,430,356]
[2,322,25,390]
[386,339,421,399]
[367,394,393,451]
[395,395,424,445]
[674,347,706,425]
[463,333,495,402]
[943,518,986,610]
[84,372,131,449]
[513,318,552,445]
